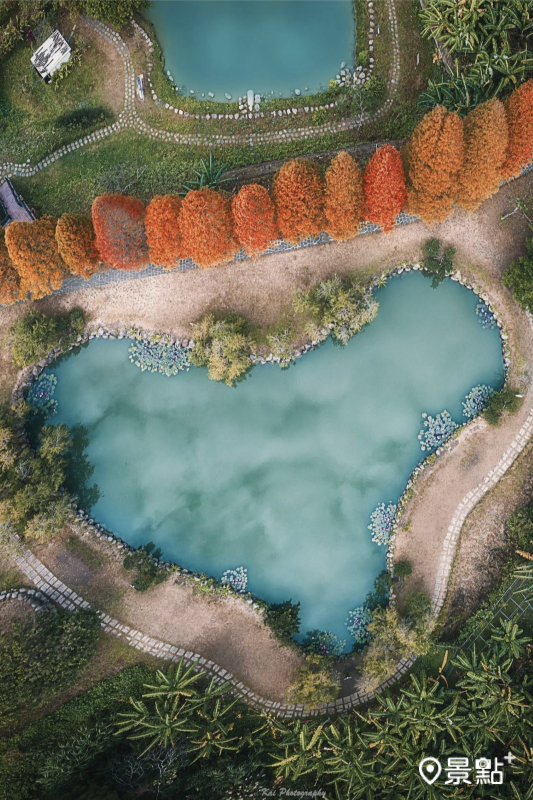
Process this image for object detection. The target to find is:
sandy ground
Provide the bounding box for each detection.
[442,440,533,637]
[34,526,301,701]
[3,174,533,697]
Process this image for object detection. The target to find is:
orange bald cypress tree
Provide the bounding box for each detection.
[92,194,148,270]
[231,184,278,256]
[324,151,363,241]
[55,214,100,279]
[404,105,464,224]
[0,229,22,305]
[502,79,533,180]
[179,188,237,268]
[271,158,325,243]
[145,194,183,267]
[5,216,67,300]
[363,145,407,232]
[456,98,508,212]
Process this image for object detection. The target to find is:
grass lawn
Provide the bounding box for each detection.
[12,131,206,215]
[0,16,116,164]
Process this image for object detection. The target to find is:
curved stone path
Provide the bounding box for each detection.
[0,1,400,181]
[8,538,415,718]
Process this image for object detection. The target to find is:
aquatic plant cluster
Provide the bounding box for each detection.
[221,566,248,593]
[304,629,347,657]
[128,340,191,376]
[27,373,58,417]
[346,606,373,643]
[368,501,397,546]
[475,301,497,329]
[462,384,495,419]
[418,410,458,452]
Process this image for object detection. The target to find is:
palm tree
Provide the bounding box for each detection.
[141,662,204,701]
[453,647,532,747]
[489,618,529,659]
[322,717,375,798]
[115,695,196,756]
[189,680,242,760]
[268,719,327,782]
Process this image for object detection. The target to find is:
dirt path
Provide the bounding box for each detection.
[33,527,301,702]
[38,173,533,337]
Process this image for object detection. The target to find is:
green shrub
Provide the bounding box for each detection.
[189,313,254,386]
[266,599,301,641]
[38,723,112,792]
[483,386,522,426]
[0,405,99,542]
[503,235,533,310]
[0,665,151,800]
[123,541,166,591]
[394,560,413,581]
[357,49,370,68]
[422,238,455,287]
[72,0,150,28]
[294,275,378,346]
[0,607,100,725]
[311,107,329,125]
[9,309,86,367]
[286,653,340,709]
[402,590,431,621]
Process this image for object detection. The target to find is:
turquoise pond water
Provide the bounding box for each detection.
[144,0,355,100]
[49,273,503,646]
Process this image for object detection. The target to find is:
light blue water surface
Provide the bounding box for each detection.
[50,273,503,645]
[144,0,355,100]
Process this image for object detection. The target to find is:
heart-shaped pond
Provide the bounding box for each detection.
[48,272,503,646]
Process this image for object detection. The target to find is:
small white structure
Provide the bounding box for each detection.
[31,30,71,83]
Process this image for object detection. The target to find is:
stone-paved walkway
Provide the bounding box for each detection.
[8,540,415,718]
[0,1,400,181]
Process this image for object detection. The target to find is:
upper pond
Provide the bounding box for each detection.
[49,273,503,645]
[144,0,355,100]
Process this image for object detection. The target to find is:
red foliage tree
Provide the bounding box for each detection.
[0,229,22,305]
[456,98,508,211]
[363,145,407,232]
[271,158,325,244]
[324,151,363,241]
[178,188,237,268]
[91,194,148,270]
[4,215,67,300]
[55,213,100,279]
[231,184,278,256]
[502,79,533,180]
[145,194,183,267]
[404,105,464,224]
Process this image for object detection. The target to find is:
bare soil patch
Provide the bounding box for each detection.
[34,527,301,701]
[441,441,533,637]
[78,20,125,115]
